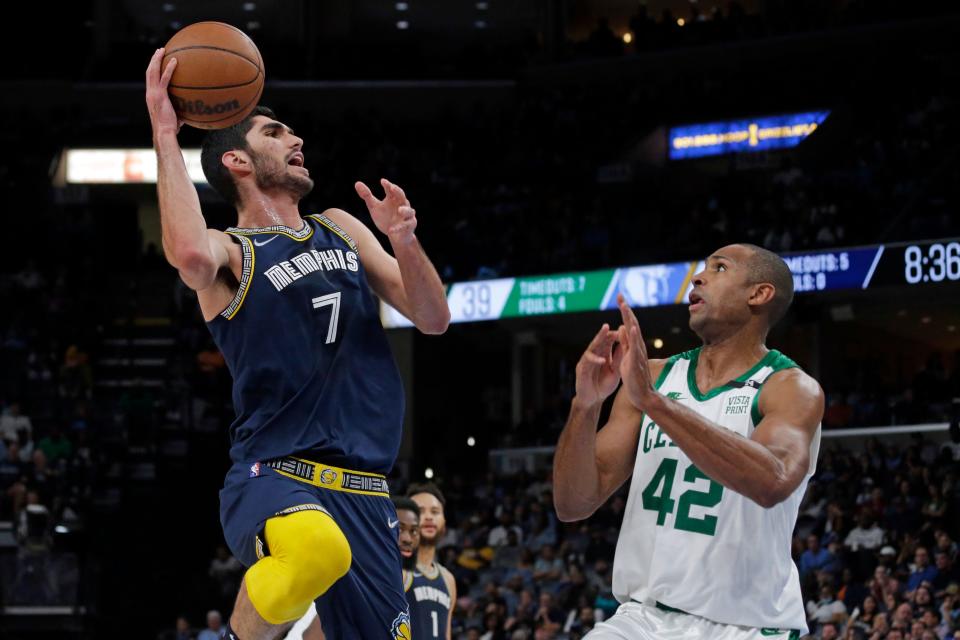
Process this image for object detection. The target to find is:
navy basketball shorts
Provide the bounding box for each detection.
[219,458,411,640]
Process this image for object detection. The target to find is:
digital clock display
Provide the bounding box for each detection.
[865,239,960,287]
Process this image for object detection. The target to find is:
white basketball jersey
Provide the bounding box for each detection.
[612,348,820,634]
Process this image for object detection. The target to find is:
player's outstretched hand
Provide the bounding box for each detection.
[574,323,623,406]
[354,179,417,245]
[145,48,182,136]
[616,294,655,410]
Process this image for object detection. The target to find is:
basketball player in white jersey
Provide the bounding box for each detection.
[554,244,824,640]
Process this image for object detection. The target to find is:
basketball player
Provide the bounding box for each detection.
[554,244,824,640]
[146,49,449,640]
[407,484,456,640]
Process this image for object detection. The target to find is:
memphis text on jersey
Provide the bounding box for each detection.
[410,584,451,609]
[263,248,360,293]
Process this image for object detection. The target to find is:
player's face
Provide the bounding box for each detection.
[687,244,754,338]
[397,508,420,559]
[244,115,314,200]
[411,492,446,546]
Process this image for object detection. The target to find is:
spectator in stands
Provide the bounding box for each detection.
[196,610,224,640]
[845,510,885,552]
[488,512,523,548]
[159,615,194,640]
[907,547,939,593]
[37,426,72,462]
[532,545,564,584]
[801,534,839,580]
[58,345,92,402]
[208,545,243,609]
[0,401,32,443]
[806,584,847,633]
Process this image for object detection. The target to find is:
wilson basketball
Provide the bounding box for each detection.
[162,22,265,130]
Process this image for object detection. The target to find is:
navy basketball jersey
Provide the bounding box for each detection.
[206,214,404,473]
[404,563,451,639]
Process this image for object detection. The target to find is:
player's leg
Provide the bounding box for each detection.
[231,508,351,637]
[313,493,410,639]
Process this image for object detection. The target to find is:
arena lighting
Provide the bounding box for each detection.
[395,2,408,10]
[424,467,435,479]
[653,338,664,349]
[467,437,476,447]
[243,2,256,10]
[622,32,633,44]
[54,525,69,534]
[396,20,409,29]
[677,18,685,26]
[381,238,960,327]
[63,148,206,184]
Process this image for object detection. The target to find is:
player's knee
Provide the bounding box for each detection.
[293,513,352,588]
[246,509,352,624]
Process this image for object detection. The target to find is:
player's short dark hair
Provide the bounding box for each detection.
[407,482,446,508]
[392,496,421,519]
[200,105,276,206]
[739,243,794,327]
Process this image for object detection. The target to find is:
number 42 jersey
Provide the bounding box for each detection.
[205,214,404,474]
[612,347,820,634]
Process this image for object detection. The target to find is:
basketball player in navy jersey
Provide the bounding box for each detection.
[146,50,449,640]
[407,484,456,640]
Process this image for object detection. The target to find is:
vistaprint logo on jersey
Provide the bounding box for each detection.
[263,249,360,292]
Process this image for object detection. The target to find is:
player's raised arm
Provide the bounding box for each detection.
[615,295,824,508]
[146,48,228,291]
[553,324,663,522]
[325,179,450,334]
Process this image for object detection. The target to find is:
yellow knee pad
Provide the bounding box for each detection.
[245,507,352,624]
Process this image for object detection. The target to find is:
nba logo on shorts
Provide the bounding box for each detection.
[249,462,261,478]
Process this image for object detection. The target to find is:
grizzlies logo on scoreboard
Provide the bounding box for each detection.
[391,610,411,640]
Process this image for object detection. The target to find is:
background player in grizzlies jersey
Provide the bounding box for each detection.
[408,484,456,640]
[146,50,449,640]
[554,244,824,640]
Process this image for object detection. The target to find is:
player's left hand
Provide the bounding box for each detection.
[354,178,417,245]
[616,293,656,410]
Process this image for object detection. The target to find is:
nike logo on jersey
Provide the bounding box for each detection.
[388,518,400,528]
[253,236,280,246]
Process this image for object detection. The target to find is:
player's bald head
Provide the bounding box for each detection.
[737,243,794,327]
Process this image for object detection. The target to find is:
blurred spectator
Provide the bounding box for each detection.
[806,584,847,632]
[801,534,840,580]
[0,401,32,443]
[907,547,939,593]
[37,426,72,462]
[196,610,224,640]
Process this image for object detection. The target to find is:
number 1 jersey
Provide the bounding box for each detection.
[205,214,404,474]
[612,347,819,633]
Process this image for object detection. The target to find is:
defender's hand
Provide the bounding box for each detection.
[617,294,655,410]
[354,179,417,245]
[145,48,182,136]
[574,323,623,406]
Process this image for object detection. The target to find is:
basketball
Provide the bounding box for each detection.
[161,21,264,130]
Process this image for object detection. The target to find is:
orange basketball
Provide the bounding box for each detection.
[162,22,265,130]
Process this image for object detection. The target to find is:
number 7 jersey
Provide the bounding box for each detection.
[206,214,404,473]
[612,347,820,634]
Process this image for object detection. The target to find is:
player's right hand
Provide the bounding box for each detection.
[145,48,181,136]
[574,323,623,406]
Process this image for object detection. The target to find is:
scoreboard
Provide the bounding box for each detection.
[381,239,960,328]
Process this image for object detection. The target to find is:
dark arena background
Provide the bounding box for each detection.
[1,1,959,639]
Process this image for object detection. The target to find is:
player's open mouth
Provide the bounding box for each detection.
[400,548,413,557]
[689,291,705,311]
[287,153,306,171]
